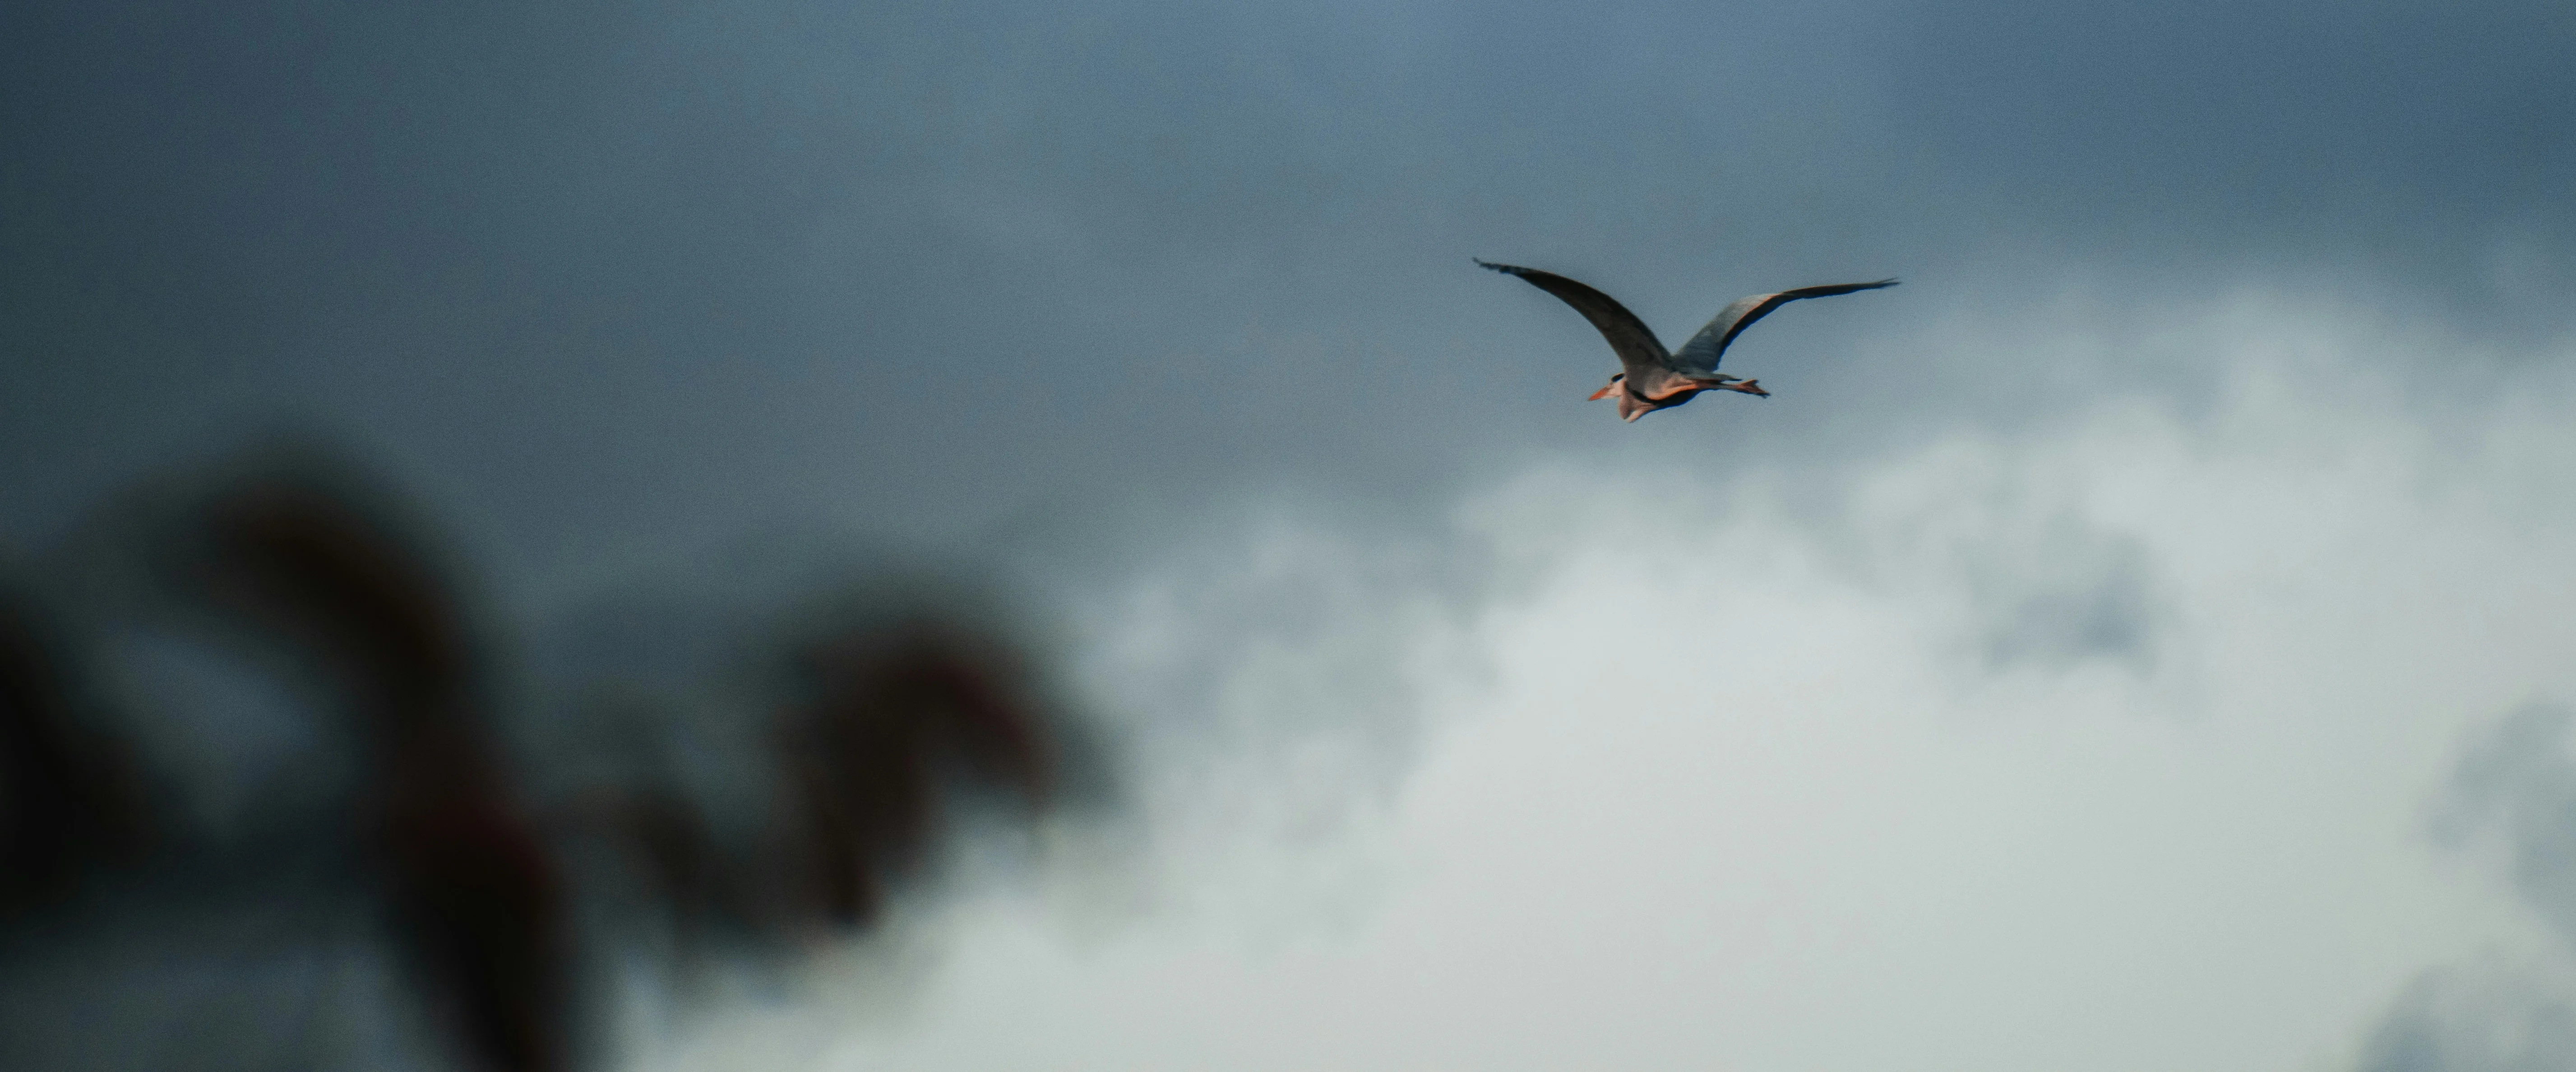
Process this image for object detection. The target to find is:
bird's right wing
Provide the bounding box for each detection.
[1477,260,1670,373]
[1671,279,1898,374]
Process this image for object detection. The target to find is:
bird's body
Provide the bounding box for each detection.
[1477,260,1896,422]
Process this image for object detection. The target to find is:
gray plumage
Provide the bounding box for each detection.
[1477,260,1896,422]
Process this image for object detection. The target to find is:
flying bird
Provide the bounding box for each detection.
[1477,260,1896,422]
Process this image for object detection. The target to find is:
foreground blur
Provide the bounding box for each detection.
[0,440,1083,1072]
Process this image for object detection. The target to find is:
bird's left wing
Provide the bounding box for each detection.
[1477,260,1670,374]
[1671,279,1897,374]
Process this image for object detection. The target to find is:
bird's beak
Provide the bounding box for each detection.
[1588,383,1618,400]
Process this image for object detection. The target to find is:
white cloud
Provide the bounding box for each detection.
[643,291,2576,1072]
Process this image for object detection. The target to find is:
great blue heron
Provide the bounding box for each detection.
[1477,260,1897,422]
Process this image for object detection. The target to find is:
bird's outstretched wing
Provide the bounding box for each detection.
[1672,279,1897,374]
[1477,260,1670,375]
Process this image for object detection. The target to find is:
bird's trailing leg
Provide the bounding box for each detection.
[1690,373,1772,397]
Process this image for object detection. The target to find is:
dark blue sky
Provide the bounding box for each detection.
[7,0,2566,589]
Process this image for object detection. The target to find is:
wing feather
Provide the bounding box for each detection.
[1672,279,1897,374]
[1477,260,1669,376]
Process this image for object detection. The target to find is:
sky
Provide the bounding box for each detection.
[5,0,2576,1069]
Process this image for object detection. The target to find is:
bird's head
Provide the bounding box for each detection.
[1587,373,1625,401]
